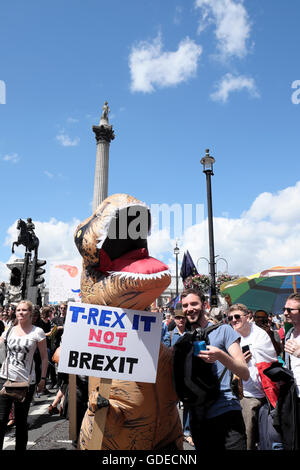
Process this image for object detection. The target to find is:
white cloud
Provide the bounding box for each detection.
[0,261,10,282]
[67,117,79,123]
[5,218,82,280]
[210,73,259,102]
[4,181,300,286]
[195,0,251,59]
[2,153,20,164]
[244,181,300,223]
[176,181,300,277]
[148,228,174,258]
[56,132,80,147]
[129,33,202,93]
[2,218,85,288]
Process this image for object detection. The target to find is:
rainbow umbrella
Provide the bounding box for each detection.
[220,266,300,314]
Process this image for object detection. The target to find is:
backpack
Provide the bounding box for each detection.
[172,322,226,408]
[257,402,284,450]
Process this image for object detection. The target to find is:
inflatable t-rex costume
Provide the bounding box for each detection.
[74,193,183,450]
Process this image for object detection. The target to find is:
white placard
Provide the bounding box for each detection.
[58,302,163,383]
[49,262,81,303]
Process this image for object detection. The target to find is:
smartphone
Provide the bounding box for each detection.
[193,340,206,356]
[242,345,250,353]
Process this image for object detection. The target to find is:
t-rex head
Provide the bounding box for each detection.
[74,194,171,310]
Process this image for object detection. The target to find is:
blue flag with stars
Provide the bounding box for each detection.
[180,250,198,281]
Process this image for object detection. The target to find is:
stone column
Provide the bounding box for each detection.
[92,102,115,212]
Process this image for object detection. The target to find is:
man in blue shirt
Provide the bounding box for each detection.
[181,288,249,450]
[162,309,187,348]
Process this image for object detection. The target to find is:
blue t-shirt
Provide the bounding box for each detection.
[204,322,242,419]
[162,327,186,347]
[161,322,168,341]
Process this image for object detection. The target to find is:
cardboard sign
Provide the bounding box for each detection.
[58,302,163,383]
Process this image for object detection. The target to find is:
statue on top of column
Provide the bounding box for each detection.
[100,101,110,126]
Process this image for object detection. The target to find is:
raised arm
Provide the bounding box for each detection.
[199,340,250,381]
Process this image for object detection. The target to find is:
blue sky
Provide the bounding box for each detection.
[1,0,300,283]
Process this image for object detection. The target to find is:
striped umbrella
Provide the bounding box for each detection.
[220,266,300,314]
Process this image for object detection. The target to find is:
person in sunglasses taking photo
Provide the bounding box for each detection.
[254,310,283,357]
[228,303,278,450]
[283,294,300,448]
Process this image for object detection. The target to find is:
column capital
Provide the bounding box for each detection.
[92,124,115,143]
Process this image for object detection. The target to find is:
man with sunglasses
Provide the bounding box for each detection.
[283,294,300,359]
[283,294,300,440]
[228,303,278,449]
[181,288,249,451]
[254,310,282,357]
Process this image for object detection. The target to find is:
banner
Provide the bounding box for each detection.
[58,302,163,383]
[49,262,81,303]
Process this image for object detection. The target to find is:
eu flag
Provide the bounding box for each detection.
[180,250,198,281]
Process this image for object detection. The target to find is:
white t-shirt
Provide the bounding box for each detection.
[240,323,278,398]
[289,331,300,397]
[0,326,46,384]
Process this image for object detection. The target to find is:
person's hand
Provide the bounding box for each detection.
[36,379,46,393]
[285,339,300,358]
[243,350,252,363]
[198,345,220,363]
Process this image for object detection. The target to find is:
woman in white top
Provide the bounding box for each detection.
[0,300,48,450]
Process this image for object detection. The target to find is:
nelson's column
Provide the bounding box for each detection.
[92,101,115,212]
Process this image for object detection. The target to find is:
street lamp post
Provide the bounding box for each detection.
[174,241,180,298]
[200,149,218,307]
[197,255,229,275]
[215,255,229,273]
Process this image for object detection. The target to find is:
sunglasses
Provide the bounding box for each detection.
[282,307,300,314]
[228,314,244,321]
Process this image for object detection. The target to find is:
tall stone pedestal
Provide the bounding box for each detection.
[92,102,115,212]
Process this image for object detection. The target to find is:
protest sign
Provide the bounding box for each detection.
[58,301,163,383]
[49,262,81,303]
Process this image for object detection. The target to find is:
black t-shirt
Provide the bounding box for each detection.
[52,315,65,348]
[0,320,4,336]
[40,320,52,334]
[52,316,65,328]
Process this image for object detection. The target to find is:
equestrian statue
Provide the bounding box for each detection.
[11,218,39,257]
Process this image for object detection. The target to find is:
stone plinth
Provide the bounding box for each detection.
[92,120,115,213]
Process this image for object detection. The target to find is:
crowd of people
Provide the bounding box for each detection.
[160,290,300,451]
[0,290,299,451]
[0,300,69,450]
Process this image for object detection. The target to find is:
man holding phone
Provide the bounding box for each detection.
[181,288,249,451]
[228,303,278,450]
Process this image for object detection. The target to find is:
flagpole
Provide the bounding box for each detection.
[174,241,180,298]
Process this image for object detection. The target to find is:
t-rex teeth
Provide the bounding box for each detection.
[108,270,171,280]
